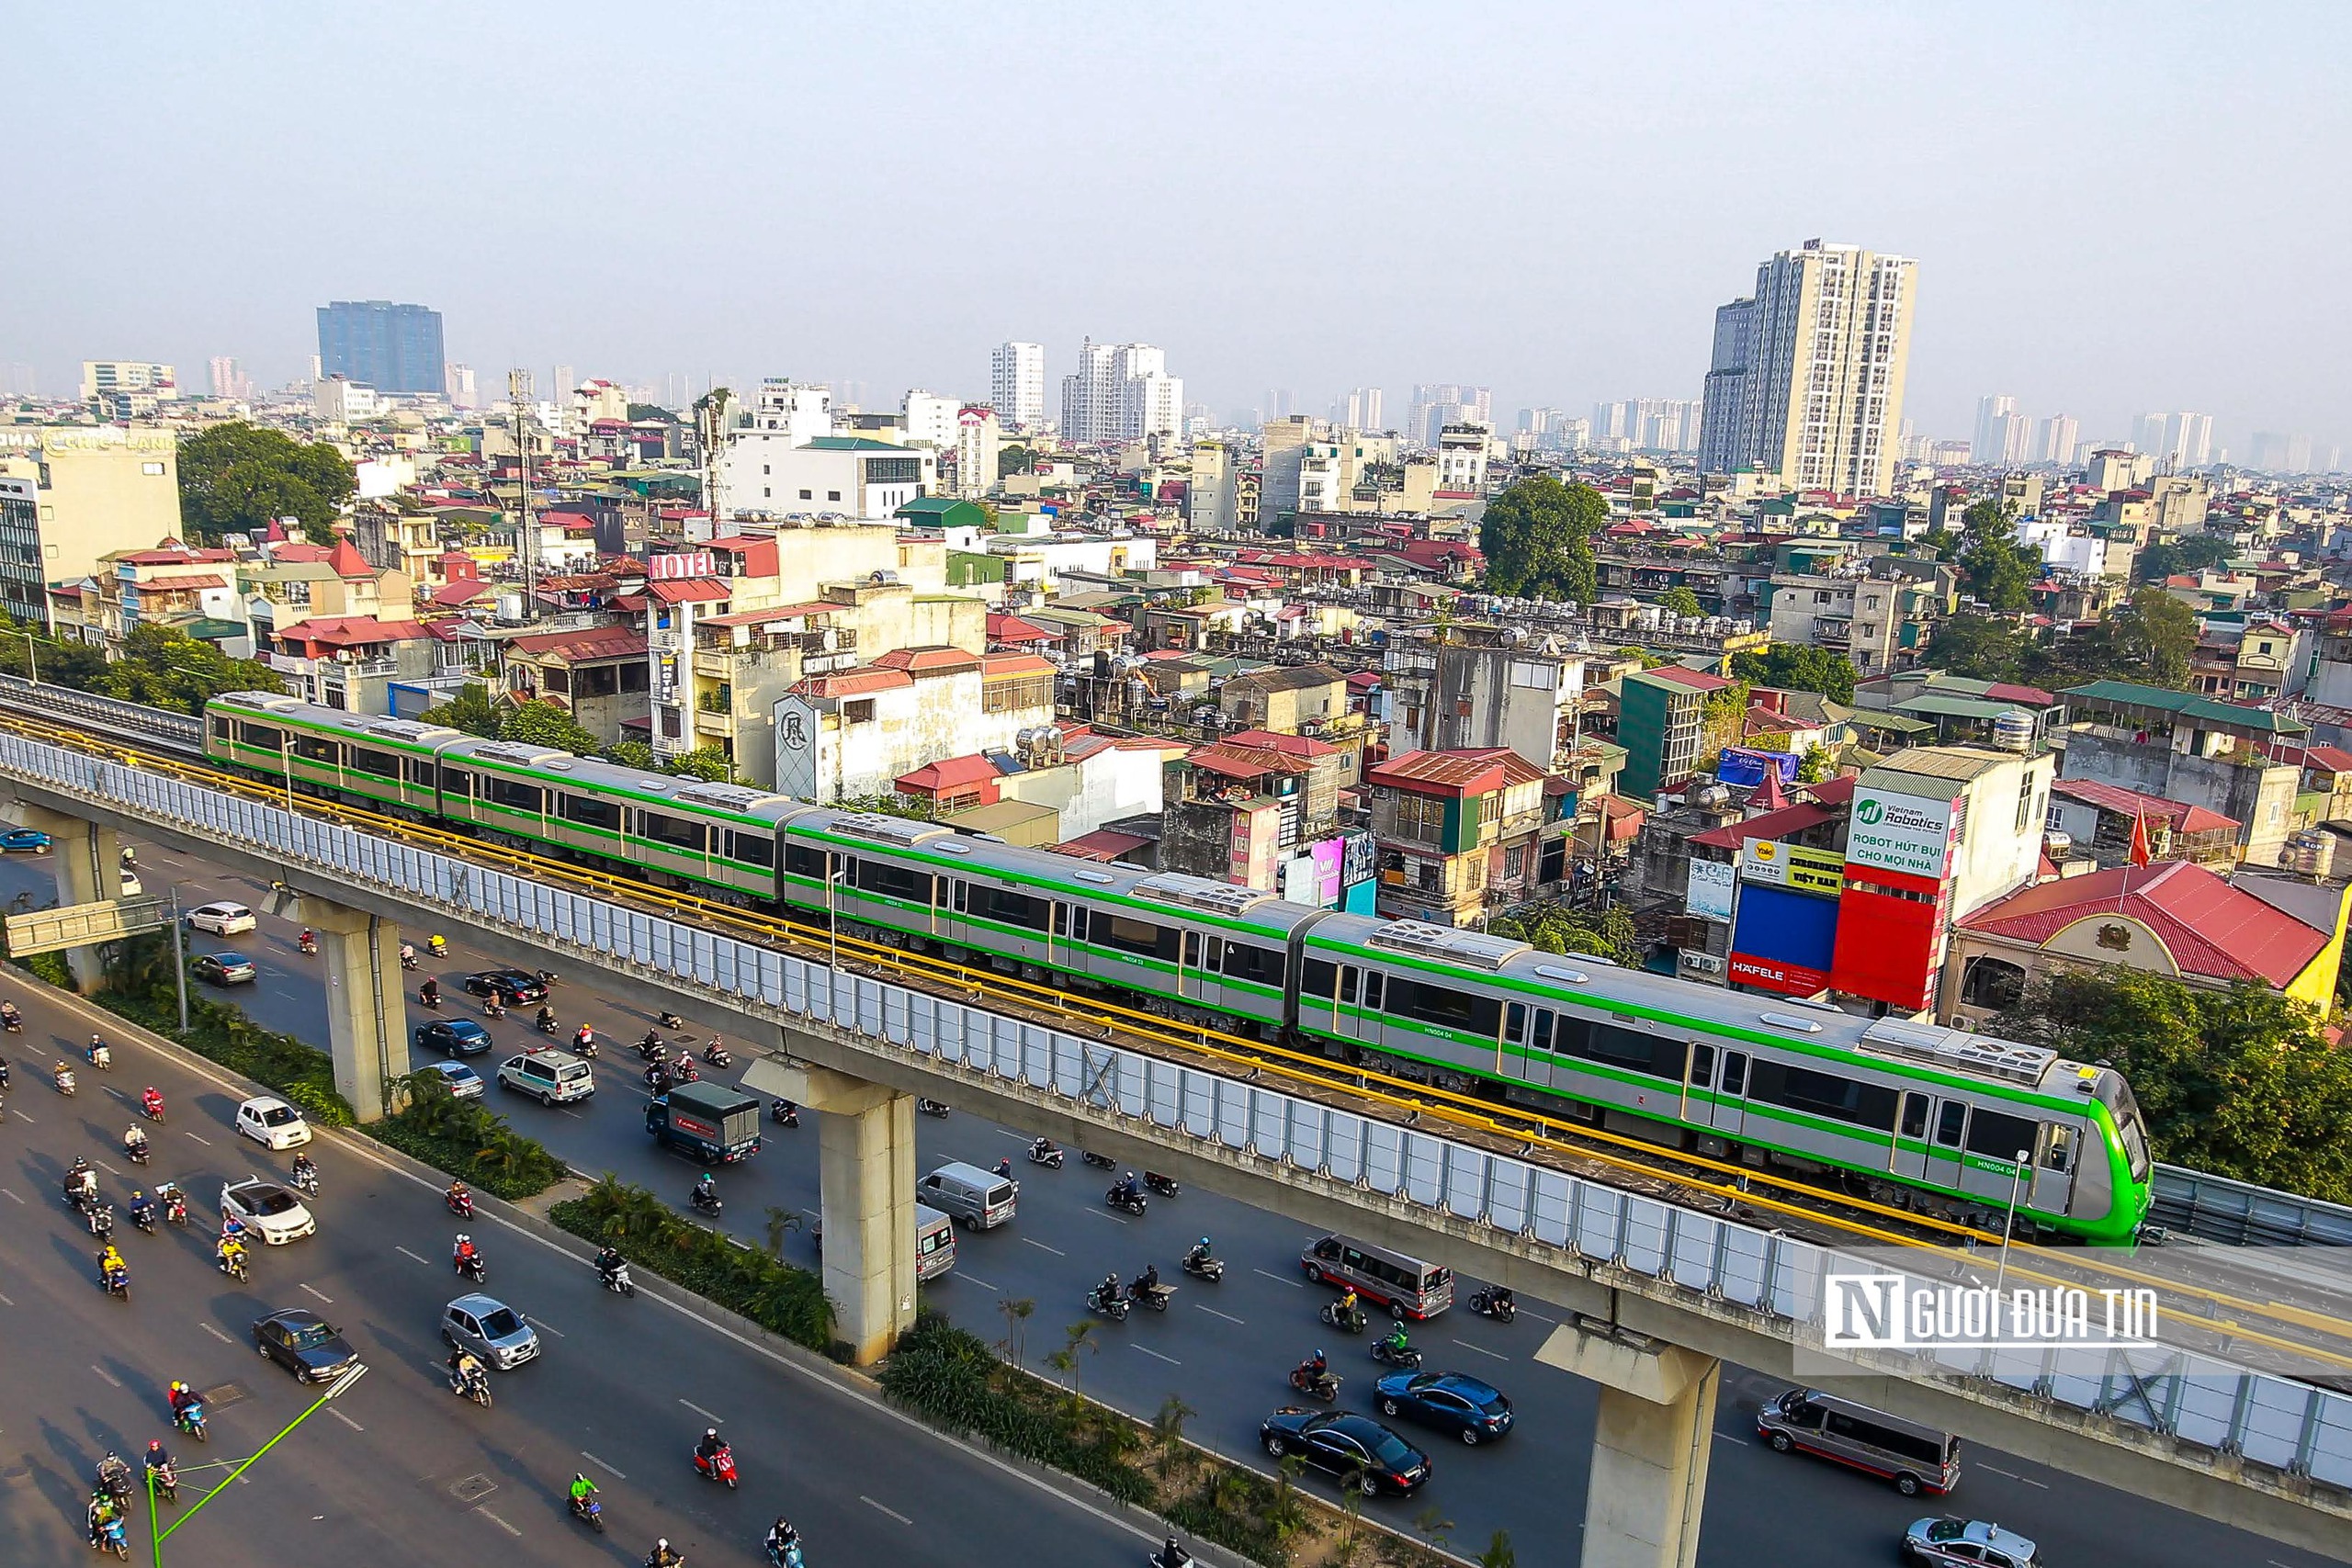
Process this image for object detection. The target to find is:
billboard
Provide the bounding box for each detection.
[1686,856,1736,921]
[1716,748,1799,790]
[1741,839,1846,897]
[649,549,717,581]
[1846,787,1958,880]
[1728,884,1839,997]
[1828,884,1947,1011]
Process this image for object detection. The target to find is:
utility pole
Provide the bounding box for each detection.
[509,368,537,623]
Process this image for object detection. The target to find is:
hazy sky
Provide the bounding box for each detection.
[12,2,2347,454]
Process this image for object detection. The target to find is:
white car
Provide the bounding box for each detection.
[235,1095,312,1150]
[220,1178,316,1245]
[187,901,258,936]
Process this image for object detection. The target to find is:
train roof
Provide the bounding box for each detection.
[436,735,806,823]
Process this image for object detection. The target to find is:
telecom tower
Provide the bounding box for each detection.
[509,367,537,621]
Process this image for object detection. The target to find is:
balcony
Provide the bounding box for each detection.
[695,707,736,739]
[694,651,736,680]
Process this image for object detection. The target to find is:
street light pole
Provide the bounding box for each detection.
[21,626,36,685]
[1991,1148,2031,1303]
[148,1362,366,1566]
[167,889,188,1034]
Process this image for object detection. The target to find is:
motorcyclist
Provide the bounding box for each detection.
[98,1243,127,1285]
[1097,1270,1124,1305]
[141,1086,164,1119]
[639,1029,664,1054]
[646,1538,684,1568]
[765,1517,801,1556]
[1155,1537,1193,1568]
[447,1179,471,1211]
[693,1172,718,1206]
[695,1427,728,1469]
[299,928,317,953]
[53,1059,74,1090]
[994,1156,1012,1179]
[65,1157,96,1205]
[428,933,448,957]
[454,1234,481,1275]
[0,999,19,1029]
[127,1189,155,1227]
[420,978,441,1006]
[574,1024,595,1052]
[536,1004,557,1032]
[594,1245,626,1282]
[1186,1235,1214,1268]
[217,1234,248,1275]
[1379,1322,1411,1357]
[568,1472,599,1510]
[1336,1286,1360,1322]
[88,1032,108,1064]
[144,1438,174,1482]
[447,1347,487,1393]
[220,1211,248,1245]
[1297,1348,1329,1387]
[292,1151,318,1187]
[124,1123,149,1158]
[1138,1260,1161,1294]
[168,1381,200,1422]
[1029,1135,1057,1160]
[87,1491,119,1548]
[481,993,505,1018]
[1116,1169,1141,1204]
[96,1451,132,1501]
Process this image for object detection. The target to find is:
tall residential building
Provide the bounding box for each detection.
[1059,340,1120,444]
[1408,384,1492,446]
[1338,387,1385,431]
[1592,399,1702,453]
[1696,298,1757,472]
[81,361,177,419]
[2035,413,2079,466]
[206,356,252,401]
[446,364,478,410]
[901,389,961,452]
[1265,389,1295,421]
[315,300,446,397]
[2249,432,2313,474]
[2135,412,2213,470]
[953,405,1001,499]
[1703,240,1917,495]
[1973,395,2030,464]
[989,341,1046,431]
[1058,341,1180,444]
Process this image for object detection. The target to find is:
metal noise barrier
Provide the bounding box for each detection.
[3,730,2346,1491]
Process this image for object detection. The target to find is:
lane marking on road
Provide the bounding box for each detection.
[957,1272,1001,1292]
[581,1451,626,1480]
[183,1132,211,1145]
[1716,1434,1749,1446]
[1196,1305,1246,1326]
[201,1323,232,1344]
[92,1364,123,1387]
[0,1292,13,1306]
[678,1398,724,1425]
[0,1187,21,1203]
[1132,1345,1182,1366]
[1085,1207,1129,1224]
[8,1109,28,1122]
[300,1283,334,1304]
[860,1495,912,1526]
[1253,1269,1306,1289]
[395,1246,432,1267]
[329,1408,364,1431]
[1023,1238,1067,1257]
[526,1314,564,1337]
[94,1157,123,1176]
[475,1506,521,1537]
[559,1109,585,1120]
[1979,1463,2021,1480]
[1449,1337,1510,1361]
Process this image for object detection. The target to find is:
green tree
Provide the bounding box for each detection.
[626,402,677,423]
[499,697,601,754]
[1924,615,2031,682]
[1956,500,2039,611]
[2133,534,2235,583]
[97,625,282,714]
[2105,585,2198,688]
[1697,679,1750,770]
[177,422,356,545]
[1478,474,1606,604]
[1797,743,1834,784]
[662,744,735,783]
[603,739,657,770]
[1994,971,2352,1202]
[1728,644,1857,705]
[999,445,1037,479]
[422,681,503,739]
[1658,585,1704,619]
[0,631,108,691]
[1490,904,1638,964]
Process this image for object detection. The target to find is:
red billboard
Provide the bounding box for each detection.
[1828,883,1947,1011]
[1726,953,1833,996]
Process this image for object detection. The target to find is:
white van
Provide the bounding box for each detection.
[497,1048,596,1106]
[920,1161,1018,1229]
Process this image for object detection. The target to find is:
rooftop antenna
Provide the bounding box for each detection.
[508,367,537,622]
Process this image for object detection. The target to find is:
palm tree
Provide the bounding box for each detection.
[998,1296,1035,1364]
[1044,1321,1098,1416]
[1150,1394,1195,1476]
[1474,1530,1516,1568]
[763,1205,803,1258]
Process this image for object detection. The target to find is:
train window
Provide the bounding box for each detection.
[238,722,281,750]
[1506,1002,1528,1044]
[1051,902,1069,936]
[933,875,954,908]
[1095,912,1164,958]
[1067,906,1088,940]
[2041,1125,2073,1172]
[1532,1009,1555,1053]
[1362,972,1384,1010]
[1900,1093,1930,1140]
[295,735,338,763]
[405,758,435,786]
[1222,943,1283,987]
[1964,1107,2038,1164]
[1720,1051,1747,1097]
[853,857,929,902]
[1934,1100,1968,1148]
[1182,931,1202,966]
[1576,1022,1687,1082]
[726,831,774,867]
[1391,977,1499,1035]
[639,811,706,851]
[438,766,473,796]
[951,880,968,913]
[974,886,1046,931]
[486,777,543,813]
[784,843,824,879]
[560,793,617,830]
[1690,1043,1714,1088]
[209,716,231,740]
[349,747,400,779]
[1302,958,1338,999]
[1749,1060,1897,1130]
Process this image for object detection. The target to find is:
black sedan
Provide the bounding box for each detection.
[462,969,547,1005]
[1373,1371,1515,1445]
[1259,1409,1430,1496]
[414,1019,495,1057]
[253,1307,360,1383]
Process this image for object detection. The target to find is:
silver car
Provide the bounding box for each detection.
[1904,1517,2041,1568]
[441,1293,540,1371]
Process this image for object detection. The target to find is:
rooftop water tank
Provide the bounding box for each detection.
[1991,710,2036,752]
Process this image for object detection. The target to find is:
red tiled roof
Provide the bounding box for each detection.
[1365,748,1544,796]
[268,544,334,563]
[1643,666,1735,693]
[2050,778,2238,834]
[1958,861,2326,987]
[139,573,228,591]
[873,646,983,675]
[1802,774,1859,807]
[988,613,1057,644]
[979,651,1057,679]
[326,538,375,579]
[291,615,435,648]
[430,579,493,607]
[1224,728,1339,758]
[1686,801,1838,851]
[1184,742,1307,781]
[1055,829,1151,863]
[2303,745,2352,774]
[799,667,912,698]
[1983,681,2059,705]
[644,578,733,604]
[895,754,1001,792]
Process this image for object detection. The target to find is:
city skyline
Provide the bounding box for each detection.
[6,5,2347,459]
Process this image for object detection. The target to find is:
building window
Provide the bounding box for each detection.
[1391,792,1445,842]
[798,490,813,501]
[827,491,842,502]
[844,698,876,723]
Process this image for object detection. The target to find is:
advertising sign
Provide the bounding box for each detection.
[1725,953,1832,996]
[1846,788,1958,880]
[1728,883,1840,997]
[1686,856,1736,921]
[649,549,717,581]
[1740,839,1847,897]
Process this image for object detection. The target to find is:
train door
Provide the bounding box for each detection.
[1890,1093,1932,1180]
[1180,931,1224,1003]
[2027,1122,2075,1215]
[1924,1099,1970,1193]
[1710,1049,1749,1135]
[1503,1002,1556,1083]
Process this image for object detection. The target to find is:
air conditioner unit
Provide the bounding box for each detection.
[1679,950,1724,975]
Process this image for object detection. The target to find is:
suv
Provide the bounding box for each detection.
[497,1048,594,1105]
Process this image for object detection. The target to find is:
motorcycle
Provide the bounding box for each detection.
[644,1065,675,1094]
[671,1055,700,1085]
[767,1539,806,1568]
[689,1186,723,1218]
[96,1457,135,1506]
[1145,1172,1180,1198]
[290,1163,320,1197]
[102,1263,130,1301]
[130,1204,156,1235]
[1,1009,21,1032]
[147,1462,178,1505]
[96,1512,130,1560]
[1181,1251,1225,1283]
[174,1402,208,1442]
[1466,1288,1517,1324]
[599,1260,636,1297]
[1370,1336,1423,1370]
[481,998,506,1021]
[1289,1365,1340,1402]
[701,1040,733,1069]
[1080,1150,1116,1169]
[451,1368,492,1407]
[1104,1185,1148,1216]
[537,1015,561,1036]
[1130,1275,1175,1313]
[571,1033,599,1060]
[1146,1551,1194,1568]
[1086,1283,1132,1322]
[915,1098,949,1118]
[455,1250,486,1285]
[158,1184,187,1226]
[446,1190,476,1219]
[419,987,442,1010]
[399,950,419,972]
[89,1204,116,1240]
[570,1493,605,1534]
[1320,1300,1368,1335]
[770,1100,798,1128]
[141,1092,166,1123]
[1025,1141,1062,1169]
[637,1034,668,1063]
[54,1066,76,1096]
[298,935,318,957]
[85,1041,111,1070]
[124,1140,151,1168]
[218,1248,250,1283]
[658,1011,686,1030]
[692,1444,739,1489]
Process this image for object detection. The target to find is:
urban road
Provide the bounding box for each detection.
[5,841,2343,1568]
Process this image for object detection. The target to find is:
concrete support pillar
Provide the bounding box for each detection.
[301,897,408,1123]
[743,1057,918,1364]
[23,807,120,992]
[1536,1322,1721,1568]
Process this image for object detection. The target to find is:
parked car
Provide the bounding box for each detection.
[414,1020,495,1057]
[442,1293,541,1371]
[1371,1371,1515,1445]
[462,969,548,1005]
[253,1307,359,1383]
[419,1061,485,1100]
[234,1095,312,1150]
[1903,1517,2041,1568]
[0,827,52,852]
[194,952,258,986]
[187,901,257,935]
[220,1178,316,1245]
[1258,1409,1430,1496]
